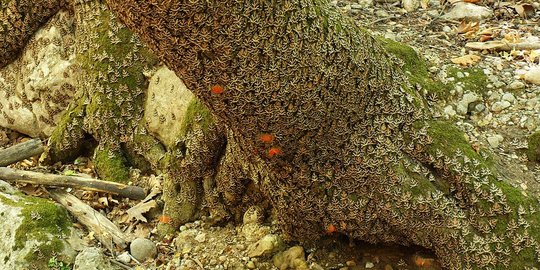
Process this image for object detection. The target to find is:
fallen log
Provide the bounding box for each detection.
[466,40,540,51]
[48,189,130,250]
[0,167,146,200]
[0,139,44,166]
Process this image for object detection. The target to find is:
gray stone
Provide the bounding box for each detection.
[502,93,516,103]
[444,105,456,118]
[524,66,540,85]
[247,234,283,258]
[457,92,479,115]
[491,101,511,112]
[0,11,76,137]
[402,0,419,12]
[508,80,525,90]
[116,251,131,264]
[0,180,76,270]
[487,134,504,148]
[74,247,117,270]
[365,261,375,269]
[130,238,157,262]
[442,2,493,21]
[144,66,195,148]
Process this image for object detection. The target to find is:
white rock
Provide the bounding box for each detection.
[491,101,511,112]
[247,234,283,258]
[524,66,540,85]
[457,92,479,115]
[508,80,525,90]
[195,232,207,243]
[444,105,456,118]
[117,251,131,264]
[402,0,420,12]
[502,93,516,103]
[144,66,195,148]
[366,261,375,268]
[487,134,503,148]
[442,2,493,21]
[74,248,112,270]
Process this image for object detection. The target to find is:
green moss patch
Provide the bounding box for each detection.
[378,37,449,100]
[446,66,488,95]
[526,131,540,162]
[94,146,130,183]
[179,98,214,137]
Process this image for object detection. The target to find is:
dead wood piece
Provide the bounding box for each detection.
[0,167,146,200]
[466,41,540,51]
[0,139,44,166]
[48,189,130,250]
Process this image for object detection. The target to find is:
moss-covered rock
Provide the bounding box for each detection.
[527,131,540,162]
[0,181,75,270]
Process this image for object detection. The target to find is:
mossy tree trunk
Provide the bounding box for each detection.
[3,0,540,268]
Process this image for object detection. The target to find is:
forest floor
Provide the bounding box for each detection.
[3,0,540,270]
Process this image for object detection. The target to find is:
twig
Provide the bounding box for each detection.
[0,167,146,200]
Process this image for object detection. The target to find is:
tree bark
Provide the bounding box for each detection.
[104,0,540,268]
[2,0,540,268]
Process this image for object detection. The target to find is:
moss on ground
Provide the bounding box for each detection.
[526,131,540,162]
[0,192,72,270]
[93,145,130,183]
[446,66,488,95]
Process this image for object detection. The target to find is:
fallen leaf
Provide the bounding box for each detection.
[463,0,480,3]
[504,32,521,43]
[479,35,493,42]
[456,21,479,35]
[514,4,535,18]
[529,49,540,63]
[451,54,481,66]
[126,200,158,222]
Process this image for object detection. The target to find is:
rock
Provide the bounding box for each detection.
[491,100,511,112]
[0,11,76,137]
[74,247,117,270]
[195,232,207,243]
[457,92,479,115]
[524,66,540,85]
[444,105,456,118]
[474,103,486,113]
[502,93,516,103]
[247,234,284,258]
[310,262,325,270]
[130,238,157,262]
[384,265,394,270]
[353,0,373,8]
[487,134,503,148]
[365,261,375,269]
[0,180,76,270]
[508,80,525,90]
[117,251,131,264]
[144,66,195,148]
[402,0,419,12]
[273,246,308,270]
[442,2,493,21]
[246,261,256,269]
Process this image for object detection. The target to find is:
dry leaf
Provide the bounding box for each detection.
[98,197,109,207]
[514,4,535,18]
[421,0,429,9]
[126,200,157,222]
[504,32,521,43]
[479,35,493,42]
[451,54,481,66]
[463,0,480,3]
[456,21,479,35]
[529,50,540,63]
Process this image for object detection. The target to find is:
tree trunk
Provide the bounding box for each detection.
[1,0,540,268]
